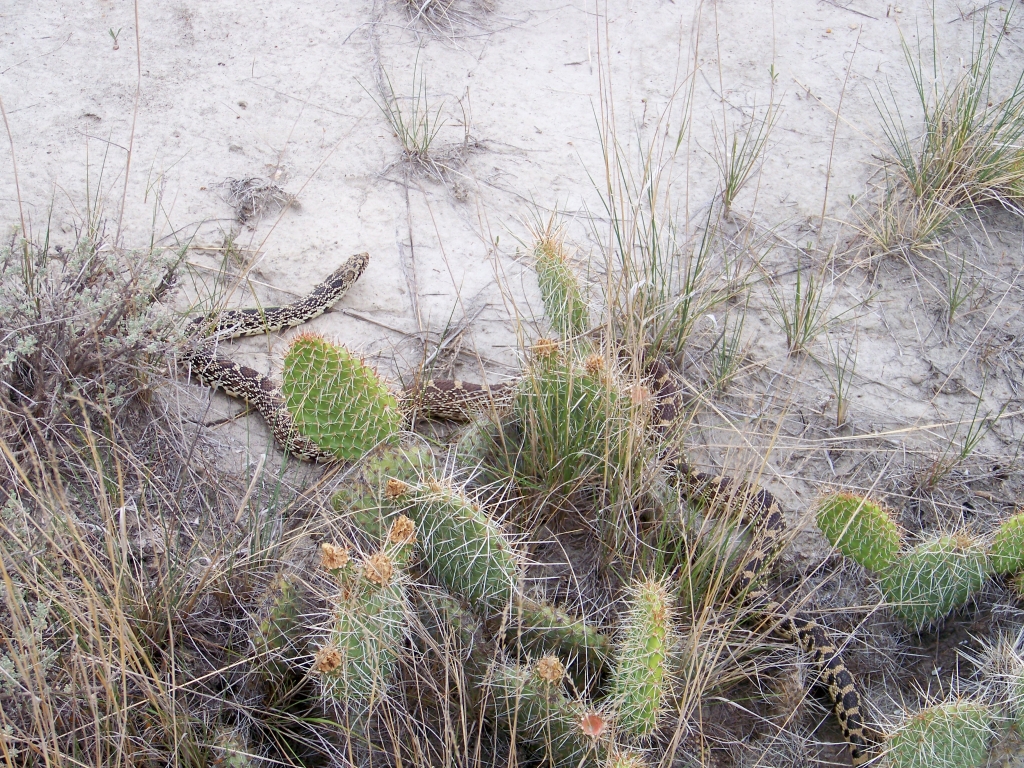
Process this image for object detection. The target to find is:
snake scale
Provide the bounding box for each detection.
[181,253,870,765]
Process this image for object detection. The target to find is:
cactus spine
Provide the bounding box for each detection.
[282,334,402,460]
[885,700,994,768]
[816,493,900,573]
[990,511,1024,576]
[878,535,991,629]
[610,578,673,737]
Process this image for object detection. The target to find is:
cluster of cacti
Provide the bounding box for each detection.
[534,233,590,340]
[814,493,1022,629]
[490,657,608,767]
[316,533,413,707]
[282,333,403,460]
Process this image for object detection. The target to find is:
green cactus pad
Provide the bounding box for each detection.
[885,700,993,768]
[535,239,590,339]
[610,579,673,737]
[490,660,605,767]
[507,598,611,690]
[816,493,900,573]
[991,512,1024,575]
[319,552,407,706]
[878,535,991,629]
[407,482,520,612]
[282,334,402,460]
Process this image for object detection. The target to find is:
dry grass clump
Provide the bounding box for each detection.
[223,176,298,225]
[868,12,1024,256]
[0,227,180,448]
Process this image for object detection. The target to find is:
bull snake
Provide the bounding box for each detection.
[181,254,871,765]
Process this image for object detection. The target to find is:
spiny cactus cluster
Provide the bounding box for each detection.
[817,494,1024,630]
[513,343,638,492]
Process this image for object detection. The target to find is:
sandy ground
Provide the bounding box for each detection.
[4,0,1022,531]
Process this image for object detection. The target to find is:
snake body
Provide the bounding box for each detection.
[182,255,870,765]
[647,358,869,766]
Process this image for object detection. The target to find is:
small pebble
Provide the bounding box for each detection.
[909,373,924,385]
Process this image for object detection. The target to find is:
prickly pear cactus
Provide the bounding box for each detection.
[990,511,1024,576]
[535,235,590,339]
[316,548,410,706]
[252,574,306,684]
[405,480,520,612]
[507,598,611,690]
[610,578,673,737]
[331,443,435,541]
[878,535,991,629]
[282,333,402,460]
[884,700,993,768]
[816,493,901,573]
[490,657,606,767]
[514,347,632,490]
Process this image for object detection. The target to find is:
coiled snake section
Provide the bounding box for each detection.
[647,358,870,766]
[182,256,869,765]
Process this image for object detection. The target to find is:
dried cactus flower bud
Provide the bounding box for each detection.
[388,515,416,546]
[363,552,394,586]
[532,337,560,358]
[313,645,343,674]
[426,478,444,494]
[385,478,410,499]
[579,710,608,739]
[535,654,566,685]
[320,542,350,571]
[584,354,605,376]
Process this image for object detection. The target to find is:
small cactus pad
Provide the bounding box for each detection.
[407,481,520,611]
[331,443,435,542]
[490,660,605,767]
[610,578,673,737]
[991,511,1024,575]
[816,493,900,573]
[885,700,993,768]
[282,334,402,460]
[535,237,590,339]
[318,552,407,705]
[878,535,991,629]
